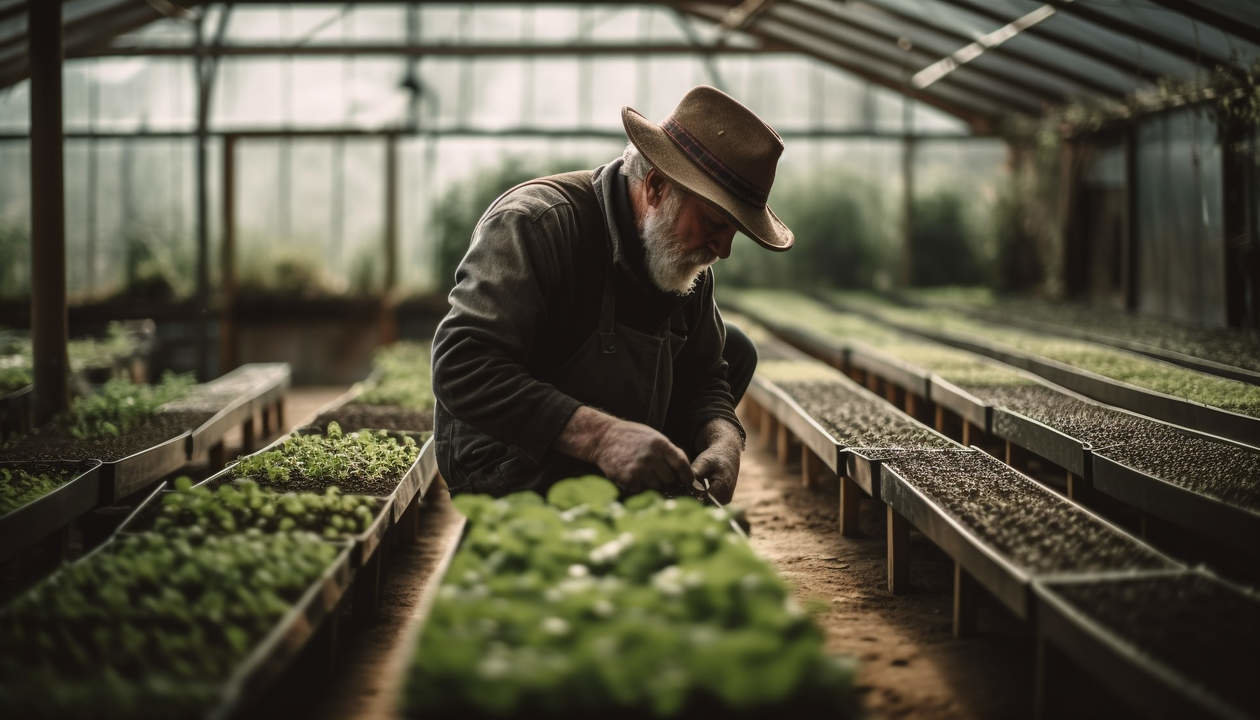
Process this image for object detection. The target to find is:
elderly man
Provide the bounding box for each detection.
[432,86,793,502]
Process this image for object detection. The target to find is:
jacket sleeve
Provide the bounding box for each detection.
[431,201,583,463]
[670,270,746,454]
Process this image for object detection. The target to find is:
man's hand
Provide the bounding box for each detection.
[690,419,744,504]
[556,406,693,494]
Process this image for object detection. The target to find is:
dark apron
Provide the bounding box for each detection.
[437,172,687,495]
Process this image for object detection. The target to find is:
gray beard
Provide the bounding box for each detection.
[640,193,717,296]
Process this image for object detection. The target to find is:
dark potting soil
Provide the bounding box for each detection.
[1051,573,1260,714]
[0,411,210,463]
[779,380,955,450]
[884,451,1171,575]
[965,384,1260,511]
[313,403,433,434]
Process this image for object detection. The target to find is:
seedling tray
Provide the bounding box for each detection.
[175,363,291,459]
[1033,569,1259,720]
[99,429,192,503]
[292,425,434,524]
[1090,450,1260,557]
[927,375,991,430]
[118,474,392,570]
[207,539,355,720]
[862,316,1260,447]
[746,375,843,473]
[0,384,32,438]
[847,340,931,398]
[991,407,1090,477]
[0,459,102,563]
[879,451,1177,620]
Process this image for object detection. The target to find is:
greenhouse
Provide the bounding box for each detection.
[1,1,1258,718]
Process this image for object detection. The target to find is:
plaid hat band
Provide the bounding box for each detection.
[661,116,770,209]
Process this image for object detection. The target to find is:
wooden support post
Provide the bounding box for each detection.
[1066,472,1078,500]
[866,373,880,393]
[29,0,68,426]
[761,412,776,451]
[962,420,972,447]
[801,445,821,488]
[840,476,862,537]
[260,403,272,436]
[953,561,979,637]
[384,134,399,291]
[934,405,945,432]
[219,134,238,373]
[885,384,898,405]
[1005,439,1015,467]
[275,398,285,429]
[905,393,918,419]
[242,415,256,454]
[887,506,909,594]
[775,423,791,465]
[209,441,226,470]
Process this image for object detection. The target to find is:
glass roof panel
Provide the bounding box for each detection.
[1078,0,1260,66]
[832,1,1113,100]
[1035,9,1203,79]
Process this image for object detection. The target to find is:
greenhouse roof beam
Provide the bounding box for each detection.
[731,3,1044,114]
[771,0,1072,105]
[0,126,995,140]
[841,0,1129,99]
[931,0,1161,83]
[79,40,797,57]
[677,2,1002,129]
[1043,0,1233,68]
[0,0,169,88]
[1146,0,1260,46]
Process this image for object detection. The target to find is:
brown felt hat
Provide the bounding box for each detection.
[622,85,793,251]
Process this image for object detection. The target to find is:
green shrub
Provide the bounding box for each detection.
[909,191,988,287]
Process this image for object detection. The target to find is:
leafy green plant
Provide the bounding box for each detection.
[0,360,31,394]
[0,531,341,717]
[0,466,75,515]
[405,476,858,718]
[232,421,418,495]
[148,476,380,541]
[357,341,433,410]
[65,372,194,439]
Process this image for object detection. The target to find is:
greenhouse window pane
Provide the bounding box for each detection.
[0,81,29,132]
[0,140,28,300]
[63,59,194,132]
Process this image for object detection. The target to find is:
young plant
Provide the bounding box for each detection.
[405,476,858,718]
[0,466,75,515]
[65,372,194,439]
[232,422,419,495]
[153,476,380,540]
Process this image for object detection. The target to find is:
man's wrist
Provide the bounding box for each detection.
[694,417,744,454]
[554,405,616,465]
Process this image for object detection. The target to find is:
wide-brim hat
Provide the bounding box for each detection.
[622,85,793,251]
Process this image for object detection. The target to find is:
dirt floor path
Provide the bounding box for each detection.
[734,413,1033,719]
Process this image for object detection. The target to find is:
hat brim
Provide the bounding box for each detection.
[622,106,794,252]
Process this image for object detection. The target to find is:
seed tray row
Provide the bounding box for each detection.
[821,289,1260,444]
[1035,569,1260,719]
[728,292,1260,557]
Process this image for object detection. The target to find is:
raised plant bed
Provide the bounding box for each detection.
[400,476,859,718]
[1034,569,1260,719]
[0,459,102,563]
[161,362,291,458]
[821,291,1260,445]
[0,530,353,720]
[880,450,1176,619]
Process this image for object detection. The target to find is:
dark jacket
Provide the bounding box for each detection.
[431,158,743,494]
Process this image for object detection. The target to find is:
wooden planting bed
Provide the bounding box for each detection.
[161,362,291,463]
[0,459,101,563]
[1034,569,1259,719]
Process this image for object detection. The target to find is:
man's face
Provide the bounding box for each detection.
[640,181,738,296]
